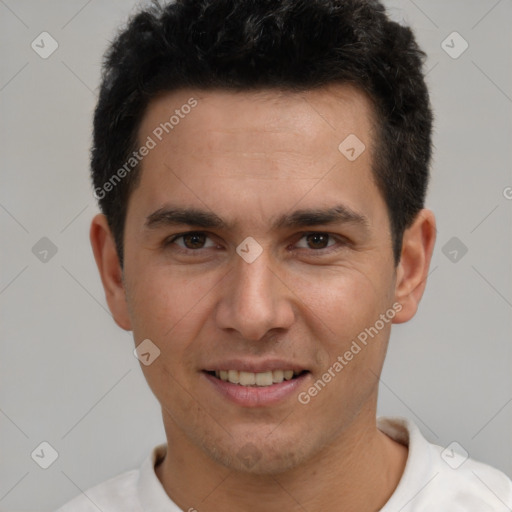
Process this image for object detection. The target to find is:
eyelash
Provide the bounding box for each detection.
[164,231,348,256]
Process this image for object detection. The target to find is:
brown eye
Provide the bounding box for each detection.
[181,232,207,249]
[296,232,337,250]
[166,231,216,251]
[306,233,330,249]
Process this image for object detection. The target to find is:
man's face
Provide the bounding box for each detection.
[121,85,400,473]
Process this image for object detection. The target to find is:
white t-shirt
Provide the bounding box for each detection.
[55,416,512,511]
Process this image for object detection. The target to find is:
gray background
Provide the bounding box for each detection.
[1,0,511,510]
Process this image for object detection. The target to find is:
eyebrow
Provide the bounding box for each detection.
[145,204,370,232]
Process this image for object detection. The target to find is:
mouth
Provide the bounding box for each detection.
[205,369,309,387]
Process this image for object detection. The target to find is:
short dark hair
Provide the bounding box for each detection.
[92,0,433,267]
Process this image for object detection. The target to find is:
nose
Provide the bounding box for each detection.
[214,248,295,342]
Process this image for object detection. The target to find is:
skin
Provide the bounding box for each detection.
[91,84,436,511]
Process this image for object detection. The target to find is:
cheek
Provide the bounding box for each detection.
[126,268,213,401]
[293,265,394,398]
[293,265,385,335]
[126,263,218,338]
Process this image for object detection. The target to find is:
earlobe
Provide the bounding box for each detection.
[392,209,436,324]
[90,213,132,331]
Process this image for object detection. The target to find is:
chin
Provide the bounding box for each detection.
[201,428,313,475]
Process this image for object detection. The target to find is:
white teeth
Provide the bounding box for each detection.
[239,371,256,385]
[213,369,301,387]
[228,369,240,384]
[272,369,284,383]
[255,371,273,386]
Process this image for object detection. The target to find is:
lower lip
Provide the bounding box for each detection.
[203,372,309,408]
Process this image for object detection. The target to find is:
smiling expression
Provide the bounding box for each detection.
[100,83,419,473]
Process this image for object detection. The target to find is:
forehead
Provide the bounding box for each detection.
[139,84,375,163]
[131,84,384,231]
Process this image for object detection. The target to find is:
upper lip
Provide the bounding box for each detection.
[203,359,308,373]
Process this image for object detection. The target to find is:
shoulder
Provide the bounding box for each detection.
[427,442,512,511]
[55,468,140,512]
[378,416,512,511]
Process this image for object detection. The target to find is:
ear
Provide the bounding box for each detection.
[392,209,436,324]
[90,213,132,331]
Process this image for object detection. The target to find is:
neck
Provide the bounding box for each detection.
[155,410,408,512]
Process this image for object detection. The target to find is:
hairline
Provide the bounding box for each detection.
[114,83,400,267]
